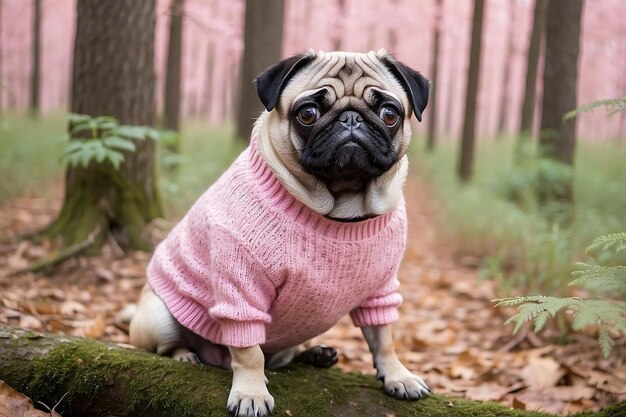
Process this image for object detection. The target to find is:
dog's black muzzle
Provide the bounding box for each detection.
[300,110,396,191]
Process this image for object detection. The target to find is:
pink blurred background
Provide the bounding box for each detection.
[0,0,624,140]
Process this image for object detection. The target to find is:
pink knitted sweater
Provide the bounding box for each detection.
[148,138,406,354]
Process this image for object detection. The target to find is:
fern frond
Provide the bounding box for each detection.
[570,305,599,330]
[598,326,614,359]
[586,232,626,253]
[493,295,554,308]
[570,263,626,288]
[500,296,581,334]
[533,310,551,333]
[563,98,626,121]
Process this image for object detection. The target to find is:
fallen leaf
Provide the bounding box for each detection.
[95,267,115,282]
[547,385,596,401]
[19,301,57,315]
[0,380,62,416]
[80,315,106,339]
[512,397,526,410]
[59,301,87,315]
[18,315,42,330]
[521,357,564,390]
[464,384,511,401]
[514,391,569,414]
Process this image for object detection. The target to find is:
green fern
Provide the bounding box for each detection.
[563,97,626,121]
[61,113,159,170]
[495,233,626,358]
[570,263,626,290]
[586,232,626,253]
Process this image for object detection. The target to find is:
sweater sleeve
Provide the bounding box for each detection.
[207,226,276,347]
[349,271,403,327]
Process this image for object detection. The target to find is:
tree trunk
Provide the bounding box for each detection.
[47,0,161,252]
[163,0,184,138]
[1,326,613,417]
[444,55,457,137]
[29,0,41,117]
[201,42,215,118]
[457,0,485,182]
[496,0,516,137]
[0,0,3,115]
[516,0,548,159]
[235,0,284,142]
[426,0,443,152]
[537,0,583,213]
[333,0,347,50]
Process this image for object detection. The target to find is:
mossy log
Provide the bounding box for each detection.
[0,327,623,417]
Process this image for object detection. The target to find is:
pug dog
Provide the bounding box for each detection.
[129,49,430,417]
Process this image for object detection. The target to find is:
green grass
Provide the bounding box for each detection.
[0,113,244,217]
[159,119,245,217]
[411,136,626,296]
[0,112,67,202]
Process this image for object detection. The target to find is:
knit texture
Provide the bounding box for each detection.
[148,138,406,353]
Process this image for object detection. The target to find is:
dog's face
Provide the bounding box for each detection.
[254,50,429,220]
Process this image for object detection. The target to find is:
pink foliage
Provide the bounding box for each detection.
[0,0,624,140]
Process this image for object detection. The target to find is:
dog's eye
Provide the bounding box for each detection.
[379,107,400,127]
[297,106,320,125]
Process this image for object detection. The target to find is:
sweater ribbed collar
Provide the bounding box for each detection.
[246,137,398,241]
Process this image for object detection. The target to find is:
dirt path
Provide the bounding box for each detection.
[0,177,624,414]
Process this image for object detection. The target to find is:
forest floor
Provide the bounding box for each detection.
[0,177,624,415]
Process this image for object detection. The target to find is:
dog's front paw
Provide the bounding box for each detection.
[227,389,275,417]
[376,362,430,400]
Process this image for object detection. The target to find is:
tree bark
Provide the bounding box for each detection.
[1,326,612,417]
[0,0,3,115]
[47,0,161,251]
[333,0,347,50]
[235,0,284,142]
[496,0,516,137]
[163,0,184,136]
[201,42,215,118]
[537,0,583,213]
[426,0,442,152]
[29,0,41,117]
[444,51,457,137]
[517,0,548,146]
[457,0,485,182]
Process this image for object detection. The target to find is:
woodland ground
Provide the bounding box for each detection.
[0,117,624,415]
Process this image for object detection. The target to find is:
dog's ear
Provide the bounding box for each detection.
[382,56,430,122]
[255,52,316,112]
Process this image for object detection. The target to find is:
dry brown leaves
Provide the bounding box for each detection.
[308,179,626,415]
[0,381,61,417]
[1,178,625,415]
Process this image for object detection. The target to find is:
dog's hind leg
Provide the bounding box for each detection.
[294,345,338,368]
[265,347,298,369]
[264,345,338,369]
[129,284,199,363]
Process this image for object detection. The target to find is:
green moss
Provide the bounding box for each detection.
[6,337,231,416]
[1,333,622,417]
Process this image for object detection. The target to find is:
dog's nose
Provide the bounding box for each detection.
[339,111,363,130]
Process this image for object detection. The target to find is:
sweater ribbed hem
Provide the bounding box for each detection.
[217,320,267,348]
[246,138,396,241]
[350,307,400,327]
[149,263,267,348]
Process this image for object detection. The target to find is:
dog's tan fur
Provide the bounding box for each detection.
[130,50,429,417]
[255,49,411,220]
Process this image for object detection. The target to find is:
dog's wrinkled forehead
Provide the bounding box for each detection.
[280,49,407,111]
[256,49,430,122]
